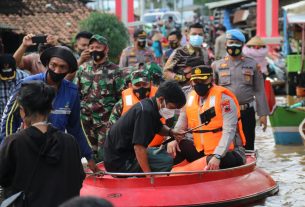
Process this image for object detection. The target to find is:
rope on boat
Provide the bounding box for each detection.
[85,151,257,177]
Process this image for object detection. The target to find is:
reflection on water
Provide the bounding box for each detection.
[250,123,305,207]
[0,122,304,206]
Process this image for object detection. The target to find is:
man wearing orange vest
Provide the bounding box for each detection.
[109,70,169,147]
[170,65,246,170]
[104,80,186,174]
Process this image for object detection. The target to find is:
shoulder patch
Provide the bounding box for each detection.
[220,63,228,68]
[221,99,231,113]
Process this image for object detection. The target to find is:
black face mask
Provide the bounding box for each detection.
[226,44,242,57]
[169,41,178,49]
[47,69,67,83]
[194,83,212,97]
[133,87,150,100]
[137,41,146,48]
[90,50,105,62]
[0,67,15,79]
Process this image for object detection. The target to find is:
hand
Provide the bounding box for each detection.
[22,34,35,48]
[78,49,91,65]
[46,35,58,46]
[259,116,267,132]
[205,156,220,170]
[170,128,186,142]
[167,140,181,158]
[87,159,100,173]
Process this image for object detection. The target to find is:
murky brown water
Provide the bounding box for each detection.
[249,123,305,207]
[1,121,304,206]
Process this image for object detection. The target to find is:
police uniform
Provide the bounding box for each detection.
[119,30,155,68]
[212,30,269,150]
[175,65,246,168]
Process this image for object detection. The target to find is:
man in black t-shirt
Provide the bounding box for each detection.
[104,80,186,175]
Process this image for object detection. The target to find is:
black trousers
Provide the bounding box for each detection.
[173,139,205,165]
[240,107,256,150]
[206,151,244,169]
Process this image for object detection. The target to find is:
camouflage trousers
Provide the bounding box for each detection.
[82,119,108,162]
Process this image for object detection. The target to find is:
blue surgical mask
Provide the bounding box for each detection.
[189,35,203,47]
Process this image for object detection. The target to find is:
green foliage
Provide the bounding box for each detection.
[79,12,130,63]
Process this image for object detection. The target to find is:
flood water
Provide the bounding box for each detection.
[1,120,304,206]
[249,123,305,207]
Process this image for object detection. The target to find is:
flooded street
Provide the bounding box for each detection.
[250,123,305,207]
[1,120,304,206]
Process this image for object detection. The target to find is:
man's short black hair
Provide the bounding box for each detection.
[75,31,93,40]
[168,31,182,40]
[217,25,226,32]
[155,80,186,109]
[189,23,204,31]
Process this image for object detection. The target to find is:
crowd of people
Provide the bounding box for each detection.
[0,20,270,206]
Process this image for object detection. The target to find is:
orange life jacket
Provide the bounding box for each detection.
[121,86,165,147]
[185,85,246,155]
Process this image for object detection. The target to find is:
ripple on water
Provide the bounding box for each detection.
[252,125,305,207]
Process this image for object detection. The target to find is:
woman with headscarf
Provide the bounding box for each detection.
[242,36,269,78]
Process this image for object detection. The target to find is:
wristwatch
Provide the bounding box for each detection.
[214,154,221,160]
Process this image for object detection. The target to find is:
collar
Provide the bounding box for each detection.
[186,44,196,55]
[149,97,162,119]
[224,55,245,62]
[93,60,109,69]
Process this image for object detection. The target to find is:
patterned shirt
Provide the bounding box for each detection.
[108,99,123,126]
[0,69,29,115]
[74,60,125,126]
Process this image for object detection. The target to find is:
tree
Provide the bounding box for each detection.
[79,12,130,63]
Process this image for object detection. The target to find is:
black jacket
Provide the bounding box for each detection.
[0,125,85,207]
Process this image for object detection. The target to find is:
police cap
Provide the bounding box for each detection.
[190,65,213,81]
[226,29,246,43]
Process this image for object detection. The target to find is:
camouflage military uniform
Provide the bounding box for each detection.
[74,60,125,160]
[119,46,155,68]
[144,62,163,86]
[108,69,151,126]
[163,44,210,84]
[108,99,123,126]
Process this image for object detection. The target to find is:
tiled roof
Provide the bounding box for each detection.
[0,0,92,43]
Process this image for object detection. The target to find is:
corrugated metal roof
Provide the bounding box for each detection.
[283,1,305,24]
[205,0,252,9]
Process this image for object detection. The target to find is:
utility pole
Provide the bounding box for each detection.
[174,0,177,11]
[181,0,184,24]
[140,0,145,19]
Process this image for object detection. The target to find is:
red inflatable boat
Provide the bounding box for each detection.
[81,153,278,207]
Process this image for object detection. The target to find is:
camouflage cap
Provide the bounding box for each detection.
[130,70,150,85]
[89,34,108,46]
[144,62,162,78]
[190,65,213,81]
